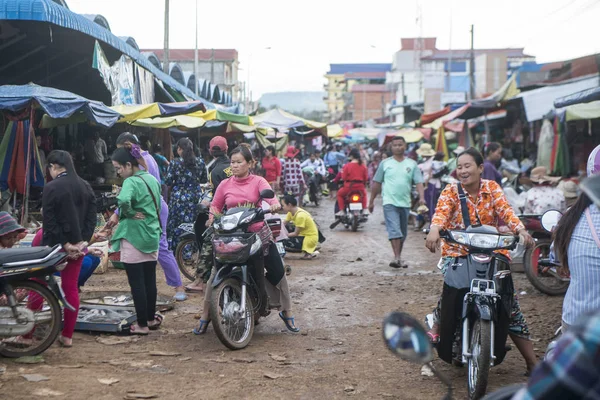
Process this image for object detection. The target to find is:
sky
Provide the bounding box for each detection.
[67,0,600,99]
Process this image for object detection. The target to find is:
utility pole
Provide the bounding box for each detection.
[194,0,198,96]
[469,24,475,100]
[163,0,170,74]
[210,48,215,84]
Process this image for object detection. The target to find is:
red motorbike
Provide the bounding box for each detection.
[330,185,368,232]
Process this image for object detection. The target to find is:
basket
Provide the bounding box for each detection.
[213,233,256,264]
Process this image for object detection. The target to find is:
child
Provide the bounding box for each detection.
[0,212,27,249]
[281,194,319,260]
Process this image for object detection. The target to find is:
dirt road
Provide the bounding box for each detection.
[2,197,563,399]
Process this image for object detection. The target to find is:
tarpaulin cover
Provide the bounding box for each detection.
[554,87,600,108]
[131,115,206,129]
[113,101,206,123]
[0,120,45,194]
[189,109,252,125]
[564,100,600,122]
[253,108,327,135]
[517,75,600,122]
[327,124,343,138]
[424,104,471,130]
[420,107,451,125]
[378,129,426,147]
[0,83,120,127]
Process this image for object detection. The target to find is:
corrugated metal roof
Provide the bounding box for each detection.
[328,63,392,75]
[145,49,239,62]
[0,0,200,101]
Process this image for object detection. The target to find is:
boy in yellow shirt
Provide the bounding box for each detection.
[281,194,319,259]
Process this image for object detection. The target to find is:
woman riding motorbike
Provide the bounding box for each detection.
[335,148,368,216]
[425,147,537,374]
[193,145,300,334]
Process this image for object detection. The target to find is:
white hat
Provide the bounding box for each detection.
[453,146,465,155]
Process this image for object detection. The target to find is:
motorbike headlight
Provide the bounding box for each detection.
[498,235,516,248]
[450,231,469,245]
[249,236,262,255]
[468,234,500,249]
[221,212,244,231]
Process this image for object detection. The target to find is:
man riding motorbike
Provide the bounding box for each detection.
[425,147,537,375]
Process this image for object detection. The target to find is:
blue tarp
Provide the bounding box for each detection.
[554,87,600,109]
[0,83,120,127]
[0,0,198,101]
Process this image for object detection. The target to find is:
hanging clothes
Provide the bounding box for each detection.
[536,119,554,171]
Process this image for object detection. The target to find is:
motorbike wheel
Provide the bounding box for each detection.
[209,278,254,350]
[351,214,359,232]
[0,280,61,358]
[523,239,569,296]
[174,238,199,281]
[468,319,491,400]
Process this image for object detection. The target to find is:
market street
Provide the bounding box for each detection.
[1,197,563,400]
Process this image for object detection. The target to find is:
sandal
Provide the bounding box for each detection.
[426,331,440,344]
[301,253,317,260]
[58,336,73,348]
[148,313,164,331]
[192,319,210,335]
[279,311,300,333]
[129,324,149,336]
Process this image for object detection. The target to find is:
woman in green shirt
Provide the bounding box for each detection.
[111,144,162,335]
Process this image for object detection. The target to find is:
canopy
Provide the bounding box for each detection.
[327,124,343,138]
[253,108,327,135]
[563,100,600,121]
[378,128,426,147]
[423,104,471,130]
[114,101,206,123]
[189,109,253,125]
[131,115,206,130]
[0,84,120,128]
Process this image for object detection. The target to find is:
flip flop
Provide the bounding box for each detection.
[129,324,149,336]
[279,312,300,333]
[426,331,440,344]
[58,336,72,348]
[389,260,401,268]
[148,313,164,331]
[185,285,205,293]
[301,253,317,260]
[192,319,210,335]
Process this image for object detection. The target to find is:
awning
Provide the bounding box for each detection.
[189,109,252,125]
[131,115,206,130]
[420,107,451,125]
[327,124,343,138]
[423,104,471,130]
[563,100,600,121]
[554,86,600,108]
[253,108,327,135]
[113,101,206,123]
[379,128,426,147]
[516,75,600,122]
[0,83,120,128]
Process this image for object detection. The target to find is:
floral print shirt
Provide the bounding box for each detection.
[431,179,525,258]
[523,186,567,215]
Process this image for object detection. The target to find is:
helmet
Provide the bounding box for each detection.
[588,144,600,176]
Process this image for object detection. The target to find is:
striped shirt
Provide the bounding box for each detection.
[562,204,600,326]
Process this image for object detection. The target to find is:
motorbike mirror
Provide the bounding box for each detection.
[382,312,433,364]
[260,189,275,199]
[541,210,562,232]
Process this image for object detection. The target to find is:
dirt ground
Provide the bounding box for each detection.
[1,197,564,400]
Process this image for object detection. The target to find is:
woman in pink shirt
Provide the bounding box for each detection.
[194,146,300,334]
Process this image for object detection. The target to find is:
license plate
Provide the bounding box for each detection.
[276,242,286,255]
[349,203,363,211]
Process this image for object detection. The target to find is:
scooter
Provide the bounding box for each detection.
[423,225,520,399]
[521,210,568,295]
[0,245,75,357]
[330,183,368,232]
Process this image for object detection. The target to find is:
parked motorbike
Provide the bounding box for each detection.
[330,183,368,232]
[424,225,520,399]
[0,245,75,357]
[520,210,568,295]
[382,312,524,400]
[208,189,285,350]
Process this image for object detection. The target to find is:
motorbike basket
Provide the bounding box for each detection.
[213,233,257,264]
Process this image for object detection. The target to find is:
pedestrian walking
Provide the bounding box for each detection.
[281,146,306,206]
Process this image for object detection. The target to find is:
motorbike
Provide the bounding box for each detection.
[382,312,525,400]
[0,245,75,357]
[520,210,568,295]
[208,189,286,350]
[330,182,368,232]
[424,225,520,399]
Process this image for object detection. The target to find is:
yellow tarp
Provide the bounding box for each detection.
[327,124,343,138]
[113,104,162,123]
[565,100,600,121]
[131,115,206,129]
[394,129,424,143]
[188,109,254,126]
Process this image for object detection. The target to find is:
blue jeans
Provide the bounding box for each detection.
[383,205,410,240]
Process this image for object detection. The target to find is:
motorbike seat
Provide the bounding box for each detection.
[0,246,58,266]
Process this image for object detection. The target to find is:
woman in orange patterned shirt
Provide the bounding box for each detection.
[425,147,537,374]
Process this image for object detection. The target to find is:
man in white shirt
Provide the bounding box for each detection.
[84,131,107,178]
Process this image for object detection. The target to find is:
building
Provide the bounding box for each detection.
[349,84,394,122]
[386,38,536,119]
[324,63,391,122]
[144,49,240,102]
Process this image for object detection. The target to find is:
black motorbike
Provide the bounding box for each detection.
[424,225,519,399]
[209,189,284,350]
[0,245,75,357]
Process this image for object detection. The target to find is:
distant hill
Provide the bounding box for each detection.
[259,92,326,113]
